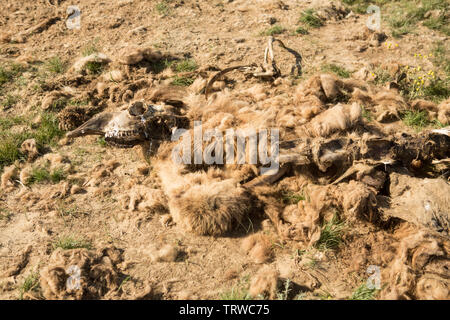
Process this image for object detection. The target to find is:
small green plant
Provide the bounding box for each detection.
[18,271,40,299]
[261,25,285,36]
[315,214,345,250]
[361,106,373,122]
[321,64,351,78]
[156,1,171,15]
[46,57,66,74]
[33,112,64,148]
[85,61,103,75]
[52,235,92,250]
[171,76,194,86]
[370,67,393,85]
[349,283,378,300]
[277,279,291,300]
[97,136,107,147]
[299,9,323,28]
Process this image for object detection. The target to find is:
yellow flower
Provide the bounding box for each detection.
[417,66,421,71]
[414,53,417,57]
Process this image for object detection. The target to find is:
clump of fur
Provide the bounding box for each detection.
[373,89,408,122]
[40,246,124,299]
[20,139,38,162]
[123,185,167,213]
[115,46,160,65]
[157,161,254,236]
[381,229,448,299]
[437,98,450,125]
[41,91,72,110]
[299,103,361,137]
[148,244,179,262]
[19,166,32,185]
[241,234,273,264]
[1,164,17,189]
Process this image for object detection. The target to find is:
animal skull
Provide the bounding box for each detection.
[67,101,189,148]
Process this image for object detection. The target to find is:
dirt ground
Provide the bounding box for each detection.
[0,0,449,300]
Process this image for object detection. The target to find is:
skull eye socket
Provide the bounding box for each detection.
[128,101,146,116]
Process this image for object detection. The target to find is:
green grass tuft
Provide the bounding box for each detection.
[422,79,450,102]
[321,64,351,78]
[261,25,285,36]
[18,272,40,300]
[401,110,431,131]
[172,59,197,72]
[299,9,323,28]
[295,26,309,35]
[28,167,66,185]
[361,106,373,122]
[315,214,345,250]
[97,137,107,147]
[371,67,393,85]
[33,112,65,148]
[85,61,103,75]
[156,1,171,15]
[171,76,194,86]
[46,57,66,74]
[349,283,378,300]
[220,276,252,300]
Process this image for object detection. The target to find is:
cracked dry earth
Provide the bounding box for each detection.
[0,0,449,300]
